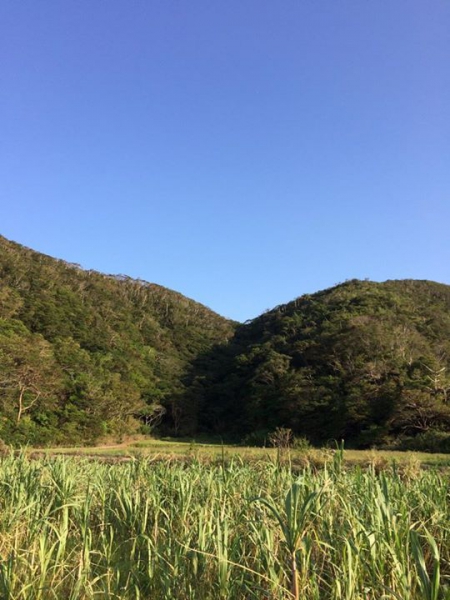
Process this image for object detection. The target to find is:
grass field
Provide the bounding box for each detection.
[37,437,450,469]
[0,446,449,599]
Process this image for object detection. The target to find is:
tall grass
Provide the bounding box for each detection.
[0,452,448,599]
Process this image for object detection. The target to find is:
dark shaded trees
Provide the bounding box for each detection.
[196,279,450,449]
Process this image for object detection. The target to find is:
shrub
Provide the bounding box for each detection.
[0,438,11,457]
[399,430,450,453]
[292,436,312,452]
[268,427,294,449]
[241,429,270,447]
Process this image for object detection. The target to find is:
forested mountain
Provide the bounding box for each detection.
[1,235,450,450]
[0,235,235,444]
[194,279,450,451]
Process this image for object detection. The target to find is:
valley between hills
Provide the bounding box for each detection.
[1,234,449,451]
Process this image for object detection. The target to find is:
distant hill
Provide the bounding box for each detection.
[1,235,450,451]
[0,235,235,445]
[196,279,450,451]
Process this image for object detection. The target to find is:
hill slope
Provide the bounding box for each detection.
[197,279,450,450]
[1,235,450,451]
[0,235,235,444]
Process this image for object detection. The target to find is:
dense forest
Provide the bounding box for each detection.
[1,235,450,450]
[194,279,450,451]
[0,235,235,445]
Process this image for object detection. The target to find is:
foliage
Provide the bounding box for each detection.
[0,235,235,445]
[197,279,450,450]
[0,454,448,599]
[398,431,450,453]
[2,234,450,450]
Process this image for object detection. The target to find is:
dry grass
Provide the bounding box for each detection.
[34,438,450,470]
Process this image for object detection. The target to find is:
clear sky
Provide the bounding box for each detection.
[1,1,449,322]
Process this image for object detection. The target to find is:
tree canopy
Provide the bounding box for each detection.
[1,235,450,451]
[0,235,235,444]
[195,279,450,451]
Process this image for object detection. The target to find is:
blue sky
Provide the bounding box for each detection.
[1,1,449,321]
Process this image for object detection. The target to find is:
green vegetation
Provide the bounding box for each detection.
[0,453,448,599]
[1,234,450,451]
[0,235,235,445]
[197,279,450,451]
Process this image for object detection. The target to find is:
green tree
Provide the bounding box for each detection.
[0,320,61,430]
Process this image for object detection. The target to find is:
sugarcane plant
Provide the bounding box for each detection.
[252,478,326,600]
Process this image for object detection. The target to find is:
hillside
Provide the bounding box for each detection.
[1,235,450,451]
[196,279,450,450]
[0,235,235,444]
